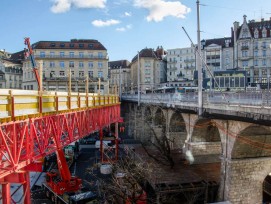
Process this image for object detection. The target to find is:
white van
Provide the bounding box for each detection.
[95,140,115,149]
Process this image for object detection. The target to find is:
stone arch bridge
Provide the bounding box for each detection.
[121,96,271,204]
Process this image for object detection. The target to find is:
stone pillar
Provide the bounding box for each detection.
[181,113,198,152]
[223,158,271,204]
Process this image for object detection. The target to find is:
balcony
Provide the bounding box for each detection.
[184,59,195,63]
[241,46,249,50]
[35,55,108,60]
[43,76,106,82]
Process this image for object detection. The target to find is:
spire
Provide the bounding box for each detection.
[243,15,247,23]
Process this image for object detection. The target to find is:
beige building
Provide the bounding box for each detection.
[0,51,23,89]
[23,39,109,93]
[108,60,131,94]
[130,47,167,93]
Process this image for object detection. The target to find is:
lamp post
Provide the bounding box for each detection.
[137,51,140,106]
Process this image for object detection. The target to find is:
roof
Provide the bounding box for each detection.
[237,16,271,39]
[109,60,131,69]
[0,70,5,75]
[202,37,234,48]
[9,50,25,64]
[32,39,107,51]
[131,47,165,63]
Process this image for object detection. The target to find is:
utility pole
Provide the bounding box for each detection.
[197,0,203,116]
[119,66,122,100]
[137,51,140,106]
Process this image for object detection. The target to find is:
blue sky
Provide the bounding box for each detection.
[1,0,271,61]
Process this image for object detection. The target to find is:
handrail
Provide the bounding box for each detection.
[0,89,120,123]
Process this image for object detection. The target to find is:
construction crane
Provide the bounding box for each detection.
[24,37,41,91]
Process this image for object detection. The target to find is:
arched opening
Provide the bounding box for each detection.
[190,119,222,161]
[192,119,220,143]
[263,174,271,203]
[232,126,271,159]
[169,112,187,149]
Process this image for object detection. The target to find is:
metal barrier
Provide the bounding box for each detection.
[0,89,120,123]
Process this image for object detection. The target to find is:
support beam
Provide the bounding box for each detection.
[23,172,31,204]
[2,183,11,204]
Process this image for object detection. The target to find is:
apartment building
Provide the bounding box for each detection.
[23,39,109,93]
[108,60,131,94]
[233,15,271,88]
[130,47,167,93]
[0,51,23,89]
[166,47,196,84]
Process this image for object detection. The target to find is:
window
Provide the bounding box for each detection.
[263,50,266,57]
[79,44,84,48]
[60,52,65,57]
[254,60,258,66]
[69,44,74,48]
[242,60,249,67]
[71,71,74,76]
[262,42,267,49]
[98,52,103,58]
[79,62,84,68]
[254,30,259,38]
[50,52,55,57]
[79,71,84,77]
[242,51,248,57]
[69,61,74,68]
[89,52,93,58]
[88,61,94,68]
[60,43,65,48]
[254,50,258,56]
[88,44,93,48]
[59,61,65,68]
[40,52,45,58]
[98,62,103,68]
[88,71,93,77]
[50,43,56,47]
[49,61,55,68]
[262,59,266,66]
[50,71,55,77]
[79,52,84,58]
[59,71,65,76]
[98,71,103,78]
[69,52,74,57]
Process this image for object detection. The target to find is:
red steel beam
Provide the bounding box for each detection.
[0,105,121,180]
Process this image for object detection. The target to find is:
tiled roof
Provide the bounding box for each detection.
[9,50,25,64]
[0,70,4,75]
[109,60,131,69]
[32,39,106,50]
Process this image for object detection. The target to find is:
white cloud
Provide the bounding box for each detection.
[124,12,132,17]
[116,24,132,32]
[133,0,191,22]
[92,19,121,27]
[50,0,106,13]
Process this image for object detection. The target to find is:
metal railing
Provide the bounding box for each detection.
[122,91,271,107]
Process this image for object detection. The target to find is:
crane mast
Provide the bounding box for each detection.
[24,37,41,91]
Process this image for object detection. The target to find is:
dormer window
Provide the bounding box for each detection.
[262,28,267,38]
[254,29,259,38]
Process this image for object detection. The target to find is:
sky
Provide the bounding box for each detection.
[1,0,271,61]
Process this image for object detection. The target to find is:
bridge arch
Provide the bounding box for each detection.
[231,125,271,159]
[168,111,187,149]
[190,118,222,156]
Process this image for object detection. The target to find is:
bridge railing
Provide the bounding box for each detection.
[122,91,271,107]
[0,89,120,123]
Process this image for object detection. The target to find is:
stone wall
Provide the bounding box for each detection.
[187,142,222,155]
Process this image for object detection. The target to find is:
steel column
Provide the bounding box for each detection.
[2,183,11,204]
[23,172,31,204]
